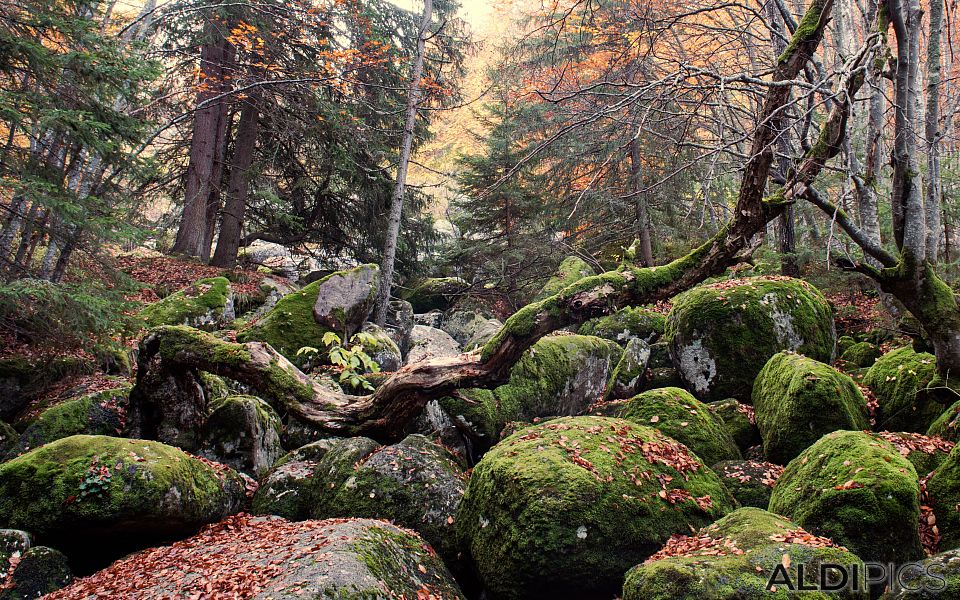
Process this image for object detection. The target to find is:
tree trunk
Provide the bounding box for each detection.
[924,0,944,261]
[628,139,654,266]
[373,0,433,326]
[211,94,260,268]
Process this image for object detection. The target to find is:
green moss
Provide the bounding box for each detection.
[924,444,960,551]
[618,387,741,465]
[887,548,960,598]
[200,395,283,477]
[839,341,882,368]
[456,416,736,599]
[837,335,857,356]
[139,277,231,330]
[864,346,952,432]
[0,435,244,541]
[707,399,760,451]
[665,277,836,402]
[929,399,960,442]
[534,256,595,301]
[711,461,781,508]
[753,352,869,464]
[579,306,666,346]
[623,507,867,600]
[768,430,922,564]
[400,277,470,313]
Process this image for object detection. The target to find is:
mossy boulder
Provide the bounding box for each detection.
[769,430,923,564]
[406,324,461,364]
[309,434,466,562]
[439,334,622,445]
[0,435,245,560]
[707,399,760,451]
[881,548,960,598]
[579,306,667,346]
[837,335,857,356]
[623,508,867,600]
[863,346,950,432]
[753,352,869,464]
[871,431,954,476]
[6,387,131,459]
[310,264,378,338]
[929,399,960,442]
[456,416,736,599]
[605,337,651,400]
[922,443,960,551]
[358,323,402,372]
[250,438,342,521]
[840,341,883,368]
[198,395,283,478]
[139,277,234,330]
[46,516,465,599]
[0,421,17,460]
[665,277,836,402]
[617,387,741,465]
[534,256,594,301]
[711,460,784,508]
[401,277,470,313]
[0,545,72,599]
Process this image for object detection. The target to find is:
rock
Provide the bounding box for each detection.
[311,264,378,338]
[239,240,297,279]
[442,310,502,351]
[139,277,234,330]
[711,460,783,508]
[0,435,245,564]
[665,277,836,401]
[198,396,283,478]
[413,310,444,328]
[358,323,402,372]
[250,439,342,521]
[648,366,681,388]
[402,277,470,313]
[534,256,594,301]
[6,387,130,460]
[929,399,960,442]
[385,299,414,357]
[0,546,72,599]
[456,416,736,599]
[753,352,869,464]
[406,325,461,364]
[864,346,950,432]
[706,399,760,451]
[439,334,622,446]
[922,442,960,551]
[309,435,467,562]
[882,548,960,598]
[617,387,741,465]
[648,340,673,368]
[840,341,883,368]
[0,356,97,423]
[579,306,667,345]
[837,335,857,356]
[605,338,651,400]
[769,430,922,564]
[0,422,17,460]
[0,529,31,574]
[45,515,464,599]
[871,431,954,476]
[623,508,867,600]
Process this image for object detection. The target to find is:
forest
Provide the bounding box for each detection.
[2,0,960,597]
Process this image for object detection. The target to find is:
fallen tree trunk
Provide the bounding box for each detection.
[132,0,846,442]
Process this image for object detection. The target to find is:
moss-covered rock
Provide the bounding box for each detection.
[139,277,234,330]
[358,323,402,372]
[665,277,836,402]
[534,256,595,301]
[840,341,883,368]
[923,443,960,551]
[309,434,467,562]
[439,334,622,445]
[881,548,960,598]
[0,529,30,576]
[605,337,650,400]
[310,264,378,338]
[617,387,741,465]
[707,399,760,451]
[456,416,736,599]
[837,335,857,356]
[929,399,960,442]
[769,430,922,564]
[579,306,667,346]
[46,516,465,599]
[0,435,245,560]
[0,545,72,599]
[0,421,17,460]
[401,277,471,313]
[871,431,954,476]
[7,387,131,459]
[623,508,867,600]
[198,395,283,478]
[753,352,869,464]
[250,439,343,521]
[864,346,951,432]
[711,460,784,508]
[406,324,461,363]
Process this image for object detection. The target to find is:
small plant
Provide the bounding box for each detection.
[298,331,381,391]
[78,456,112,500]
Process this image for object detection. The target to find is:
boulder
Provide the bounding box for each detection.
[44,516,464,600]
[385,299,414,357]
[250,439,342,521]
[358,323,402,372]
[769,430,922,564]
[617,387,741,465]
[6,387,130,459]
[438,334,622,446]
[456,416,736,599]
[402,277,470,313]
[872,431,954,476]
[442,310,502,351]
[840,341,883,368]
[605,338,651,400]
[534,256,594,301]
[139,277,234,330]
[0,421,18,460]
[882,548,960,598]
[0,435,245,563]
[579,306,667,345]
[0,545,72,599]
[710,460,783,508]
[198,395,283,478]
[922,442,960,551]
[623,508,867,600]
[753,352,869,464]
[310,264,378,337]
[864,346,949,432]
[308,434,467,561]
[665,277,836,401]
[406,325,461,364]
[239,240,297,279]
[929,399,960,442]
[706,399,760,451]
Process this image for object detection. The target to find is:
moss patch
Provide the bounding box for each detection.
[139,277,232,330]
[707,399,760,451]
[534,256,595,301]
[400,277,470,313]
[864,346,955,432]
[579,306,666,345]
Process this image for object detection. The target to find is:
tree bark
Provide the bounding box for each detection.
[924,0,944,261]
[373,0,433,326]
[628,139,654,266]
